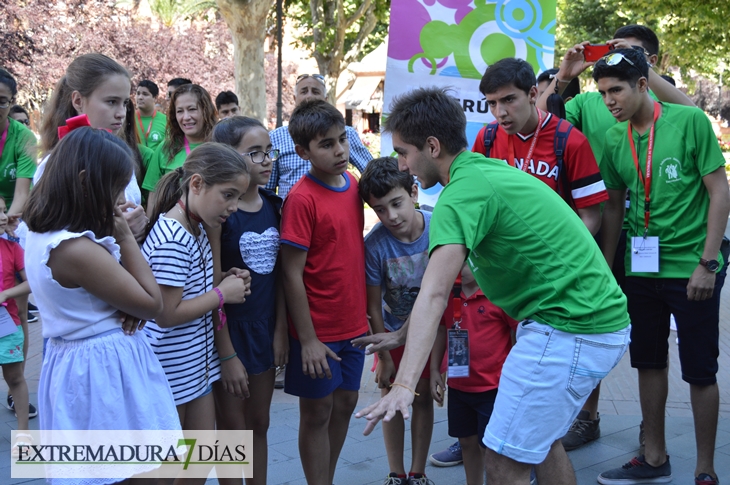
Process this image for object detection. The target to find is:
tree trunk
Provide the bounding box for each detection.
[216,0,275,124]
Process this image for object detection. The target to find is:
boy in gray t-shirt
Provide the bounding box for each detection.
[359,157,444,485]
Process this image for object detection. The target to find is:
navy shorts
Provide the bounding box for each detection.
[284,334,365,399]
[228,316,275,375]
[447,387,498,447]
[625,270,726,386]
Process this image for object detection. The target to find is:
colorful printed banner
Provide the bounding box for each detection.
[382,0,556,206]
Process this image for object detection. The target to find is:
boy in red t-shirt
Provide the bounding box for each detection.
[280,99,369,485]
[430,265,518,485]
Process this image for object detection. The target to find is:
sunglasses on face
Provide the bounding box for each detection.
[241,149,280,164]
[631,45,651,58]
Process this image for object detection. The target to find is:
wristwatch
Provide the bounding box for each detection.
[699,258,720,272]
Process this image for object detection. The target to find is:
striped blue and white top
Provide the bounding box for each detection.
[142,216,221,405]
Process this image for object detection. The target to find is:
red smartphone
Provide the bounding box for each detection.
[583,44,612,62]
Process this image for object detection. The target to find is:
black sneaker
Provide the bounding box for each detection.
[382,473,407,485]
[597,455,672,484]
[561,410,600,451]
[27,313,38,323]
[407,474,434,485]
[28,302,39,314]
[7,394,38,419]
[274,366,285,389]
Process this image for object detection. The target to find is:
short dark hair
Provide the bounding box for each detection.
[384,87,467,155]
[537,68,580,100]
[215,91,239,110]
[480,58,536,96]
[9,105,29,118]
[358,157,415,202]
[0,68,17,97]
[25,127,134,239]
[592,48,649,86]
[660,74,676,86]
[613,25,660,56]
[138,80,159,98]
[167,77,192,88]
[288,99,344,148]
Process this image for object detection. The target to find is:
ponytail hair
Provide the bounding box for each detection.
[211,116,265,148]
[25,127,134,238]
[41,53,131,154]
[147,143,249,238]
[123,99,144,185]
[163,84,218,165]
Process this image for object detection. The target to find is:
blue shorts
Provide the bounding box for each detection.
[228,316,275,375]
[625,270,726,386]
[448,387,497,447]
[284,334,365,399]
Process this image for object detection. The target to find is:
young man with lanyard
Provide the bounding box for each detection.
[472,57,607,235]
[595,48,729,485]
[135,80,167,151]
[536,25,698,451]
[266,73,372,199]
[353,87,631,485]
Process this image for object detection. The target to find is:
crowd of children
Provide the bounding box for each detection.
[0,19,726,485]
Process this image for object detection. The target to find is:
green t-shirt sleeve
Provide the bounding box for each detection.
[599,128,627,191]
[14,125,37,179]
[564,93,584,129]
[691,109,726,176]
[138,144,155,172]
[142,147,165,192]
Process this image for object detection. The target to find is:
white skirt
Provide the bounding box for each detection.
[39,328,182,484]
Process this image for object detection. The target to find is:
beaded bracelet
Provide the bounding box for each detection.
[220,352,237,362]
[212,287,227,330]
[390,382,420,396]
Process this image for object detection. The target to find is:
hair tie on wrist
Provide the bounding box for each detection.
[220,352,237,362]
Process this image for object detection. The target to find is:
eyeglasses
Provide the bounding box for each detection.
[241,149,280,164]
[0,101,10,109]
[599,52,645,76]
[16,119,30,126]
[296,74,325,85]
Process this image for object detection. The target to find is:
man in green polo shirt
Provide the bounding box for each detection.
[354,87,630,485]
[595,48,728,485]
[135,80,167,151]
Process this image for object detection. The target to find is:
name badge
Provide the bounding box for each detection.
[447,328,470,378]
[0,306,18,339]
[631,236,659,273]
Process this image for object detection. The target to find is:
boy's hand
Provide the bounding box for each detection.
[273,326,289,367]
[300,338,341,379]
[375,353,396,389]
[221,357,250,399]
[430,372,445,405]
[558,41,593,81]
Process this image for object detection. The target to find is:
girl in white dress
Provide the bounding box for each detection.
[24,127,181,483]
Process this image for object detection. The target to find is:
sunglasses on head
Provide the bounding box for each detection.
[296,74,325,85]
[599,52,645,76]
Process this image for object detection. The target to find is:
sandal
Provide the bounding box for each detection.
[12,432,33,459]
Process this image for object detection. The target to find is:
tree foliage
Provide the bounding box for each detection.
[555,0,730,87]
[283,0,390,103]
[1,0,295,127]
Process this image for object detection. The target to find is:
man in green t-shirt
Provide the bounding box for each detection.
[135,80,167,151]
[354,87,630,485]
[595,48,728,485]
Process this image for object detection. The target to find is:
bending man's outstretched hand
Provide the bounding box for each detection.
[354,384,414,435]
[351,317,408,354]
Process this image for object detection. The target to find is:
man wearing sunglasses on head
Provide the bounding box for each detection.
[267,73,373,199]
[537,25,698,453]
[595,48,729,485]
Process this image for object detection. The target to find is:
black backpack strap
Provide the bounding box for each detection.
[554,119,574,208]
[482,121,499,157]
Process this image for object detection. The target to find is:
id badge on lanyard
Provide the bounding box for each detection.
[447,286,469,378]
[628,101,661,274]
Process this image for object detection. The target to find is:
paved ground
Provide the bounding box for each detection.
[2,210,729,484]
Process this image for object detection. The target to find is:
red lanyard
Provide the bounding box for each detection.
[628,101,661,236]
[136,110,156,140]
[507,109,543,170]
[0,124,8,159]
[184,137,192,155]
[451,277,462,328]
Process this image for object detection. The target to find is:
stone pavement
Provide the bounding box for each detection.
[1,210,729,484]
